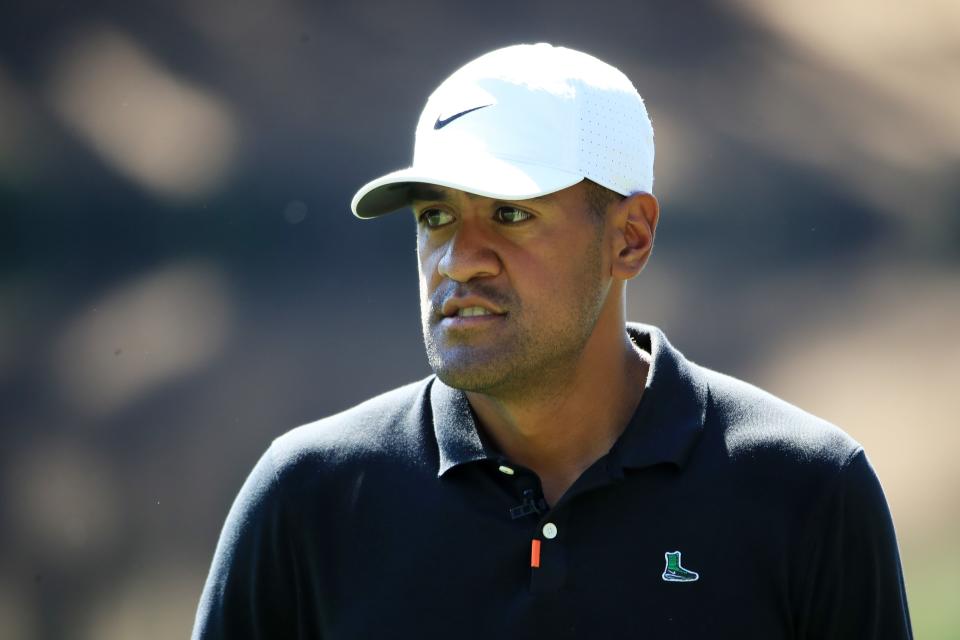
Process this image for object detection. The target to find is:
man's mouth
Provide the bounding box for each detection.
[436,299,508,330]
[456,306,495,318]
[439,295,507,321]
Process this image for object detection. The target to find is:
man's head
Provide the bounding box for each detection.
[350,43,658,396]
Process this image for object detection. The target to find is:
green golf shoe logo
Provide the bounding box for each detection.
[662,551,699,582]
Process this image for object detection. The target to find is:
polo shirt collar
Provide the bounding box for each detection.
[429,323,708,477]
[614,323,708,471]
[430,377,491,476]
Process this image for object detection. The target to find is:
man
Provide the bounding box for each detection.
[194,44,912,638]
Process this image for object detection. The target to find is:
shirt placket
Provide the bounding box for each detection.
[495,457,620,595]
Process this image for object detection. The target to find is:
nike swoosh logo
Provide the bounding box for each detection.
[433,104,493,130]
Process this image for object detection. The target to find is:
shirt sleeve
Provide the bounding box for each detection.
[797,449,913,639]
[192,445,301,639]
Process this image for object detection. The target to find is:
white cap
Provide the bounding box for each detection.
[351,43,654,219]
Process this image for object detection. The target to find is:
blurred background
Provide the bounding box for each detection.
[1,0,957,637]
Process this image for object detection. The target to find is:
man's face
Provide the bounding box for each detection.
[414,181,611,397]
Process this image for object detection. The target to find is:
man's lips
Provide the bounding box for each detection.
[439,296,507,319]
[439,311,507,330]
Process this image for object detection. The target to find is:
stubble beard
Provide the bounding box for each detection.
[420,239,607,401]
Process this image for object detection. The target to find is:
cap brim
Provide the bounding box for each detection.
[350,155,584,219]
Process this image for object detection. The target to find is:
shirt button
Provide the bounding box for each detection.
[542,522,558,539]
[498,465,515,476]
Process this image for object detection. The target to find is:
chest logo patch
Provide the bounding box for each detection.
[662,550,699,582]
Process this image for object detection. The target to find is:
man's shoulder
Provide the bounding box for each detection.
[635,322,862,473]
[266,375,436,476]
[692,362,862,471]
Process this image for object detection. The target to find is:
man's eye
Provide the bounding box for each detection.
[495,207,532,224]
[419,208,454,228]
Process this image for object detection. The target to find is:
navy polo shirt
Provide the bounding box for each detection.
[193,324,912,639]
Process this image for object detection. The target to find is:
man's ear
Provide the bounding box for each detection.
[610,192,659,281]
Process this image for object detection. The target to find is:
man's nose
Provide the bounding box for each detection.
[437,223,501,283]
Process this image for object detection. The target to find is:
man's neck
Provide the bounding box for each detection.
[466,329,650,506]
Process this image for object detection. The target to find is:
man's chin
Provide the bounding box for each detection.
[423,332,526,393]
[431,362,504,394]
[427,349,511,393]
